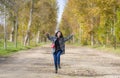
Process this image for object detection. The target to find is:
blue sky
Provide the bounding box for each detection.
[57,0,67,24]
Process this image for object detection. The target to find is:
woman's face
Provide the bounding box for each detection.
[57,32,61,38]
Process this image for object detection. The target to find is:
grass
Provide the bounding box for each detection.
[91,45,120,55]
[70,42,120,55]
[1,40,120,57]
[0,40,46,57]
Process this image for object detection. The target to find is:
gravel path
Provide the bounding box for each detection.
[0,44,120,78]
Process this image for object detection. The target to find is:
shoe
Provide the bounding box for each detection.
[58,65,61,69]
[55,68,58,73]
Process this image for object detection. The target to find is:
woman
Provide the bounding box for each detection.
[46,31,73,73]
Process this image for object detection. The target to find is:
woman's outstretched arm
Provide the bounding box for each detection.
[46,33,54,41]
[64,34,73,42]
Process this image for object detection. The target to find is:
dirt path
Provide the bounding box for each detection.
[0,44,120,78]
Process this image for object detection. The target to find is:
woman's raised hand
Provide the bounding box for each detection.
[46,32,49,36]
[71,32,74,36]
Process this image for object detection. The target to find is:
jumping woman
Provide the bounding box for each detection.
[46,31,73,73]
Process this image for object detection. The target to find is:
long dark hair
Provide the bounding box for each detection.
[55,31,64,38]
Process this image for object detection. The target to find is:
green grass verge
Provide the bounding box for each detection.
[90,45,120,55]
[0,40,46,57]
[69,42,120,55]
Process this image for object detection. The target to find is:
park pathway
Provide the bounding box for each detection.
[0,44,120,78]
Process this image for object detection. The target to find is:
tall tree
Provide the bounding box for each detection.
[24,0,34,46]
[4,0,7,49]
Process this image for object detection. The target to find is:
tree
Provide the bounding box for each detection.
[60,0,120,48]
[0,0,57,48]
[24,0,34,46]
[4,0,7,49]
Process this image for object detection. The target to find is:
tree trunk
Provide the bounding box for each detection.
[72,36,75,43]
[91,18,94,46]
[106,32,109,46]
[36,30,40,43]
[77,23,81,44]
[24,0,33,46]
[4,3,7,49]
[15,15,18,48]
[91,33,94,46]
[24,30,30,46]
[113,5,117,49]
[89,2,94,46]
[10,20,15,42]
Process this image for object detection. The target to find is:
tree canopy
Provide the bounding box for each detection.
[60,0,120,48]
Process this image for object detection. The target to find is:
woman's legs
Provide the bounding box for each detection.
[53,50,62,73]
[57,50,62,68]
[53,52,58,73]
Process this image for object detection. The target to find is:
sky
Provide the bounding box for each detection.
[56,0,67,30]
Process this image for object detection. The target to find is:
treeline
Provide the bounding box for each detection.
[61,0,120,48]
[0,0,57,49]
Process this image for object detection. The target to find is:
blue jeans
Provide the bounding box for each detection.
[53,50,62,69]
